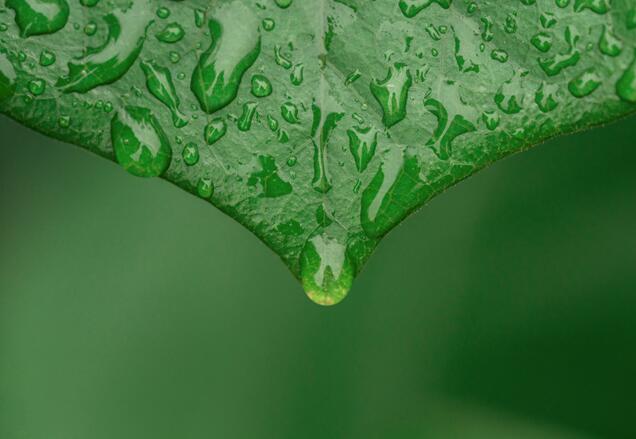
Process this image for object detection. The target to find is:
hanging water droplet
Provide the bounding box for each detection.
[300,234,354,306]
[111,106,172,177]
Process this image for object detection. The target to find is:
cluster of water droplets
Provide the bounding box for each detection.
[1,0,635,304]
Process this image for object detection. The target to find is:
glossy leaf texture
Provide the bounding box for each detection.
[1,0,635,305]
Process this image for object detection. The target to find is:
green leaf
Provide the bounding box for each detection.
[1,0,635,305]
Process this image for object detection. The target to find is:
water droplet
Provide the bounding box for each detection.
[361,149,429,238]
[58,115,70,128]
[194,8,205,27]
[573,0,609,14]
[531,32,552,53]
[300,234,354,306]
[262,18,275,31]
[342,71,361,89]
[0,54,17,101]
[28,78,45,95]
[482,111,500,130]
[57,3,153,93]
[238,101,257,131]
[39,49,56,66]
[111,106,172,177]
[275,0,293,8]
[425,98,476,160]
[568,67,602,98]
[248,155,292,198]
[281,101,299,124]
[251,74,272,97]
[599,25,622,57]
[495,71,526,114]
[191,3,261,114]
[156,7,170,19]
[370,63,412,128]
[290,63,304,85]
[538,26,580,77]
[399,0,451,18]
[274,44,292,69]
[6,0,69,37]
[197,177,214,199]
[84,21,97,36]
[204,118,227,144]
[140,60,188,128]
[182,142,199,166]
[535,82,559,112]
[311,103,343,193]
[616,49,636,103]
[347,125,378,172]
[156,22,184,44]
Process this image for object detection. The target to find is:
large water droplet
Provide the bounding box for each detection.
[347,126,378,172]
[191,3,261,114]
[425,98,476,160]
[140,60,188,128]
[111,106,172,177]
[370,63,412,128]
[568,67,602,98]
[311,103,344,193]
[57,2,152,93]
[6,0,69,37]
[247,155,292,198]
[300,234,354,306]
[361,148,429,238]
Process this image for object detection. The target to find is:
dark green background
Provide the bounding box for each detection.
[1,114,635,438]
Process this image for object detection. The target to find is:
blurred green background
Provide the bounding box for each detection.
[1,114,635,439]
